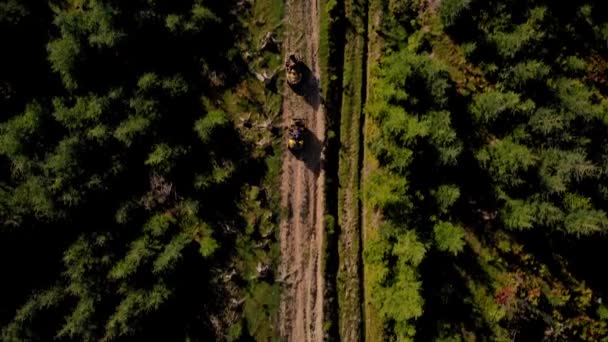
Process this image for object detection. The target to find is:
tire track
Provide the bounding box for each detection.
[279,0,326,341]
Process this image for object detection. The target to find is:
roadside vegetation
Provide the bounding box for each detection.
[320,0,367,340]
[363,0,608,340]
[335,0,367,341]
[361,1,387,340]
[0,0,283,341]
[319,0,343,340]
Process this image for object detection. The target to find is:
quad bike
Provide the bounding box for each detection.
[285,54,303,87]
[287,118,305,153]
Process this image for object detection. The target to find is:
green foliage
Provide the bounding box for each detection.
[364,37,465,340]
[501,197,536,231]
[534,201,564,227]
[199,235,219,257]
[44,136,88,206]
[137,72,159,90]
[598,305,608,321]
[242,281,280,341]
[394,230,427,267]
[365,228,425,340]
[528,107,565,135]
[161,75,189,97]
[388,0,420,25]
[7,0,608,340]
[2,286,65,341]
[194,161,236,190]
[563,208,608,236]
[439,0,472,28]
[165,4,219,34]
[0,0,27,24]
[562,56,587,75]
[539,149,598,193]
[0,1,277,340]
[433,185,460,214]
[433,221,465,255]
[191,4,220,24]
[104,282,171,339]
[365,169,409,210]
[0,102,44,161]
[382,108,429,147]
[58,297,96,340]
[153,233,190,274]
[469,90,525,124]
[58,236,109,340]
[553,78,603,121]
[562,194,608,235]
[194,110,228,143]
[113,115,151,146]
[426,110,462,165]
[47,35,81,90]
[467,280,506,327]
[490,7,547,59]
[377,0,608,340]
[501,60,550,89]
[109,236,154,280]
[10,176,55,219]
[378,230,425,339]
[477,138,535,187]
[227,320,243,341]
[145,144,185,174]
[144,213,176,237]
[368,49,451,117]
[47,1,125,89]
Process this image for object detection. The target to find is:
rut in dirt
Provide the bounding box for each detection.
[278,0,327,342]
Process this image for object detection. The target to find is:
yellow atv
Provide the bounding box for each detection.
[287,118,305,153]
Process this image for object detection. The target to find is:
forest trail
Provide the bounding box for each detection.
[278,0,326,341]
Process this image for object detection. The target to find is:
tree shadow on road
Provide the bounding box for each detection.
[302,126,322,176]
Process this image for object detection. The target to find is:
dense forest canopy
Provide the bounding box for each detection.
[363,0,608,340]
[1,0,281,341]
[4,0,608,341]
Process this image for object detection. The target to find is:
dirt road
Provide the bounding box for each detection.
[278,0,326,341]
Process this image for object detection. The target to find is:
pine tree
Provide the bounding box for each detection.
[433,221,465,255]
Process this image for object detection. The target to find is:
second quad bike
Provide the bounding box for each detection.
[287,118,305,153]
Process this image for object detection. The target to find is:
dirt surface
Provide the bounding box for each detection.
[278,0,326,341]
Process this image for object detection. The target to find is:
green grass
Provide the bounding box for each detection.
[336,0,367,340]
[319,1,342,340]
[322,214,336,275]
[319,0,339,100]
[322,213,337,338]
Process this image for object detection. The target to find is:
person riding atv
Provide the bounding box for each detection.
[287,118,305,152]
[285,54,303,87]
